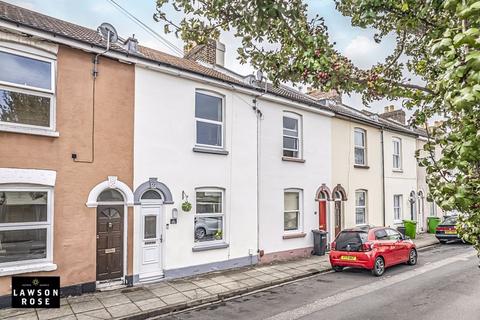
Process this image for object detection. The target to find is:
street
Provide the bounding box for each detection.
[160,244,479,320]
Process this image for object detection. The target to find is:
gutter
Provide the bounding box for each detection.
[380,128,386,227]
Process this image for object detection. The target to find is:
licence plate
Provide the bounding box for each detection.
[340,255,356,261]
[445,230,457,235]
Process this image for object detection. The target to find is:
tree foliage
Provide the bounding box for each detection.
[155,0,480,255]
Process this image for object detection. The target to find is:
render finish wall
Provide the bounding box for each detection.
[258,100,332,262]
[0,45,135,295]
[383,131,418,228]
[331,118,384,229]
[134,66,258,275]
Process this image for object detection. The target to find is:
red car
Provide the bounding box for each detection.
[329,226,417,276]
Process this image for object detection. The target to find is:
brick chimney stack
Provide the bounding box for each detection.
[184,39,225,67]
[306,89,342,104]
[380,105,406,124]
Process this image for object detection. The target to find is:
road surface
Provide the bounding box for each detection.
[159,243,479,320]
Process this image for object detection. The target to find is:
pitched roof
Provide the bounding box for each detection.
[0,0,424,137]
[0,0,331,112]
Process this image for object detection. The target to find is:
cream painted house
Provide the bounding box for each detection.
[326,104,385,237]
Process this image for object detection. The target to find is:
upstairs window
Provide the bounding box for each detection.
[283,113,302,158]
[195,91,224,148]
[393,138,402,170]
[355,190,367,224]
[354,128,367,165]
[0,48,55,129]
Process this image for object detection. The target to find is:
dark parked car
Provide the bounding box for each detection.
[435,215,461,243]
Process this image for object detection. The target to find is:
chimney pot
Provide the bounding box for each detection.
[124,35,138,53]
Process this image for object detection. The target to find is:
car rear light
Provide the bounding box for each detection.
[331,241,336,250]
[361,242,373,251]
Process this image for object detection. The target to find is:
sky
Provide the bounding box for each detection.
[6,0,404,115]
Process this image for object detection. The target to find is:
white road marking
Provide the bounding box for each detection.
[265,251,476,320]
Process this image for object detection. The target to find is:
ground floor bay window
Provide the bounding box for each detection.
[194,188,225,244]
[0,187,53,272]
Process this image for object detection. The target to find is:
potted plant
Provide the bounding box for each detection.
[181,191,192,212]
[181,200,192,212]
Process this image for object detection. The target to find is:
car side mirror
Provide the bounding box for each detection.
[404,235,410,240]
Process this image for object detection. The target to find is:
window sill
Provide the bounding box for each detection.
[193,147,229,155]
[0,262,57,277]
[354,165,370,169]
[392,169,403,173]
[393,219,404,225]
[0,124,59,137]
[192,242,229,252]
[282,232,306,240]
[282,156,306,163]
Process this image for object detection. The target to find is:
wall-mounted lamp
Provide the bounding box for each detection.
[170,208,178,224]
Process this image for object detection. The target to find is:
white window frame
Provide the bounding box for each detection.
[393,194,403,221]
[429,201,437,217]
[282,112,302,159]
[354,128,367,166]
[392,137,402,170]
[0,45,56,134]
[355,190,367,225]
[194,188,226,245]
[283,188,303,234]
[194,90,225,149]
[0,186,54,269]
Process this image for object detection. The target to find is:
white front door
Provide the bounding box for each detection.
[139,205,163,280]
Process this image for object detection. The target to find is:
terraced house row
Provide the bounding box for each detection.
[0,1,443,306]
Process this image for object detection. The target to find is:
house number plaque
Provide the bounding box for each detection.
[105,248,116,254]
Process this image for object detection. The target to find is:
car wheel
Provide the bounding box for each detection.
[333,266,344,272]
[407,248,417,265]
[372,257,385,277]
[439,239,447,244]
[195,227,206,240]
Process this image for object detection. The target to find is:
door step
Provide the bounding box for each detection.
[138,274,164,284]
[96,279,125,291]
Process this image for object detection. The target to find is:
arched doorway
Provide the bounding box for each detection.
[86,176,134,284]
[409,191,417,221]
[332,184,347,236]
[96,189,125,281]
[315,184,332,232]
[133,178,174,282]
[418,191,425,231]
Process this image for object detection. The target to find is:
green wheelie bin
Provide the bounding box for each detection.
[403,220,417,239]
[427,216,441,233]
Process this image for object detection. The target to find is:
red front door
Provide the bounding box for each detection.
[319,201,327,231]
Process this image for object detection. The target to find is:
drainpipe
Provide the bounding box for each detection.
[253,98,263,264]
[381,128,386,226]
[73,31,113,163]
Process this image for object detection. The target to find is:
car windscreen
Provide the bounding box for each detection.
[440,216,457,226]
[335,231,368,252]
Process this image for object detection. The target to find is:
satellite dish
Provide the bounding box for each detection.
[97,22,118,44]
[256,70,264,81]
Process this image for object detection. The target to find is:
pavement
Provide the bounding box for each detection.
[0,233,440,320]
